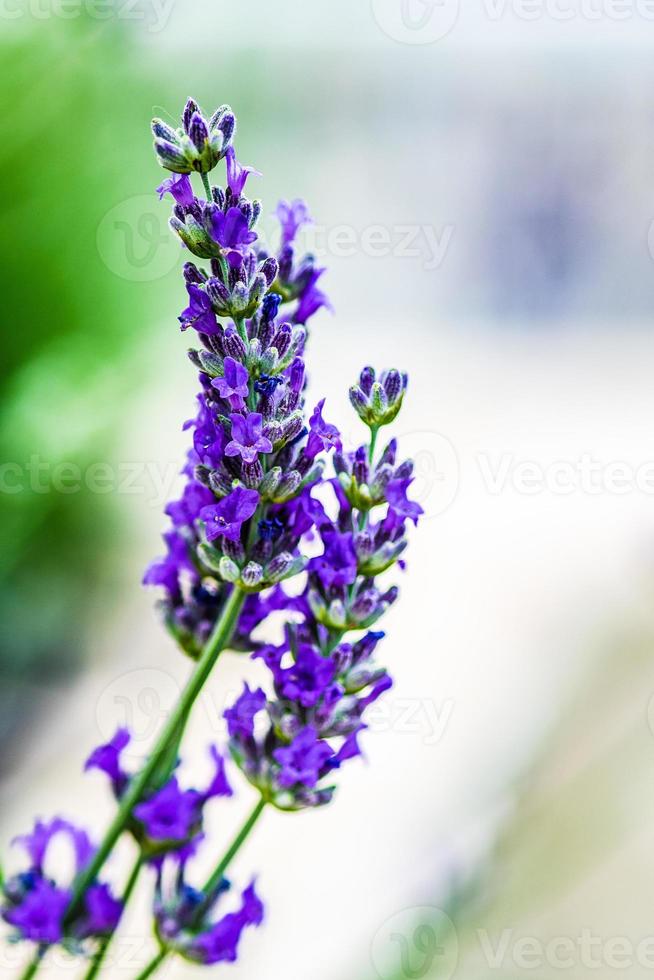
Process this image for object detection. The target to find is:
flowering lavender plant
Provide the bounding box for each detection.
[1,98,422,980]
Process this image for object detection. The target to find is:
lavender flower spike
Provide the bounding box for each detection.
[1,98,421,980]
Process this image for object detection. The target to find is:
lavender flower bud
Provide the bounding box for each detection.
[259,257,278,286]
[188,112,209,152]
[351,591,378,624]
[379,438,397,467]
[198,350,223,376]
[266,552,303,584]
[223,326,247,361]
[352,447,369,486]
[209,105,235,144]
[208,471,232,497]
[182,98,200,133]
[259,349,278,374]
[359,366,375,395]
[152,118,178,142]
[349,385,368,417]
[278,243,294,282]
[197,542,223,573]
[241,562,264,589]
[229,282,249,314]
[382,369,401,404]
[370,382,388,417]
[274,470,301,501]
[259,467,282,497]
[194,464,212,487]
[261,292,281,325]
[248,273,267,309]
[155,139,189,173]
[222,537,245,562]
[271,323,292,359]
[289,357,305,393]
[183,262,205,284]
[242,460,264,489]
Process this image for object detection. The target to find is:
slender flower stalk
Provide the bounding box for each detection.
[132,950,167,980]
[67,586,245,914]
[17,955,41,980]
[1,97,422,979]
[132,797,266,978]
[81,856,143,980]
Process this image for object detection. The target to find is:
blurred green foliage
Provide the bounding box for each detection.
[0,20,175,748]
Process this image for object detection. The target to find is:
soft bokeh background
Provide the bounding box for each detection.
[3,4,654,978]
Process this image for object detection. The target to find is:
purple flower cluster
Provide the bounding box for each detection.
[224,421,422,809]
[153,861,263,966]
[2,819,121,948]
[0,97,421,977]
[145,102,334,659]
[86,728,232,859]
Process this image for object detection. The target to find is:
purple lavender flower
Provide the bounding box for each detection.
[305,399,342,459]
[179,283,219,335]
[293,266,330,325]
[4,880,71,945]
[1,96,422,980]
[209,206,257,257]
[386,477,424,525]
[187,882,263,964]
[276,199,312,245]
[165,480,214,528]
[211,357,249,409]
[85,727,131,795]
[270,644,338,709]
[273,726,334,789]
[77,884,123,939]
[154,863,263,967]
[224,413,273,464]
[134,780,204,844]
[199,487,260,543]
[309,529,358,589]
[157,173,194,206]
[2,817,122,948]
[224,684,267,738]
[225,146,261,198]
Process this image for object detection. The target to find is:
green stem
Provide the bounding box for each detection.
[129,798,267,980]
[368,424,379,464]
[201,797,266,904]
[234,314,248,347]
[357,425,380,533]
[81,855,143,980]
[201,171,212,201]
[132,949,168,980]
[17,953,43,980]
[67,587,246,918]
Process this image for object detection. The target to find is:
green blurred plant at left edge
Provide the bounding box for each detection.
[0,18,174,764]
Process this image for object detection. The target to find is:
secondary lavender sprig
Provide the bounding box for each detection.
[1,98,422,980]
